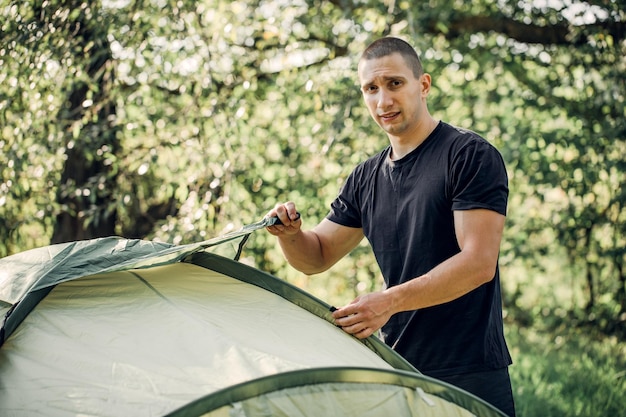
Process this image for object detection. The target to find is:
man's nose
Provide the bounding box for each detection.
[377,89,393,109]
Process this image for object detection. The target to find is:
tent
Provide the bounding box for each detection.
[0,219,507,416]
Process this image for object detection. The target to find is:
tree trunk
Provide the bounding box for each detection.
[50,5,119,244]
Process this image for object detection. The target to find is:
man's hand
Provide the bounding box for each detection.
[331,292,394,339]
[266,202,302,236]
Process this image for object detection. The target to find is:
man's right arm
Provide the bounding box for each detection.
[266,203,363,275]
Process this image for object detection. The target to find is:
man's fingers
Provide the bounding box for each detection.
[331,306,357,321]
[268,203,301,230]
[337,320,371,339]
[265,203,302,236]
[333,310,369,334]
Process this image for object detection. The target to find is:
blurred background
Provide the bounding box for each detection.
[1,0,625,414]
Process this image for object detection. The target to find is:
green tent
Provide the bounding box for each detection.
[0,221,507,416]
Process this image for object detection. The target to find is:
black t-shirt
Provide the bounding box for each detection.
[327,121,512,377]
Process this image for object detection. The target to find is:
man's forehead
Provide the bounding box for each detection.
[358,54,411,84]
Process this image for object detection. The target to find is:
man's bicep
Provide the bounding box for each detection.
[313,219,364,266]
[453,209,505,254]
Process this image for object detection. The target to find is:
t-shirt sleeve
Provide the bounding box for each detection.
[326,168,363,228]
[450,139,509,216]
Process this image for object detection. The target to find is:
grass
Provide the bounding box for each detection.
[506,322,626,416]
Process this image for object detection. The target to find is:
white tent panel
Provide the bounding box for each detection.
[0,263,393,416]
[204,383,476,417]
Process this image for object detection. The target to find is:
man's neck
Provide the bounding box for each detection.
[389,117,439,161]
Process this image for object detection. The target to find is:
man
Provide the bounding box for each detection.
[266,37,516,416]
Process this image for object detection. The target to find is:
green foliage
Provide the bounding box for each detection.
[1,0,625,328]
[507,323,626,417]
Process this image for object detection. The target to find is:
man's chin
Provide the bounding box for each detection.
[381,124,404,135]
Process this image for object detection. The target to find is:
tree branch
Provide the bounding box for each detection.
[428,14,626,46]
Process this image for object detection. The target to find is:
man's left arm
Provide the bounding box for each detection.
[332,208,505,338]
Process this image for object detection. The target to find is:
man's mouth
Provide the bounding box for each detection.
[378,111,400,122]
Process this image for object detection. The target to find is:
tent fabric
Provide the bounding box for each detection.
[1,238,177,306]
[167,368,503,417]
[0,219,277,311]
[0,236,240,344]
[185,251,415,371]
[0,236,507,416]
[1,263,402,416]
[200,382,472,417]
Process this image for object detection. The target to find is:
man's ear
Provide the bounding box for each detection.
[420,73,432,97]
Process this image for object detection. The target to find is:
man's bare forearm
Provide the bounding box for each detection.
[267,203,364,275]
[277,229,329,275]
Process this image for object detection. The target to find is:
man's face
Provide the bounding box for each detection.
[358,53,429,138]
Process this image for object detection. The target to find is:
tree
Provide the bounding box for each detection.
[1,0,624,331]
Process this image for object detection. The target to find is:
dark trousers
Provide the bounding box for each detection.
[435,367,516,417]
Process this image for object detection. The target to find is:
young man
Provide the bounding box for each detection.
[266,37,516,416]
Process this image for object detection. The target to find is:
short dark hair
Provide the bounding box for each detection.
[360,37,424,78]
